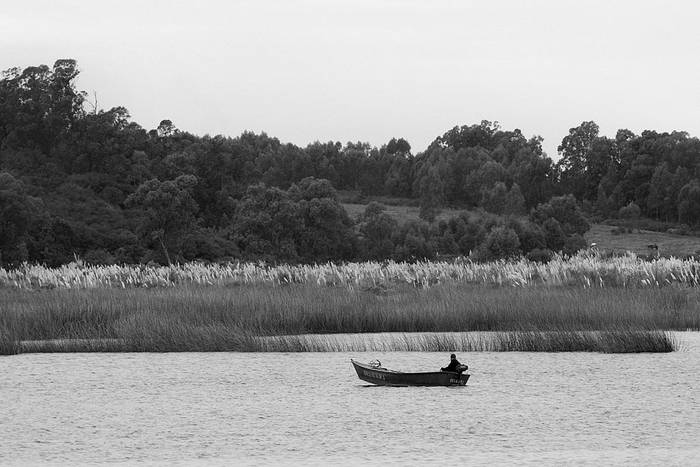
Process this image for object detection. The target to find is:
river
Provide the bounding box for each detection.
[2,333,699,466]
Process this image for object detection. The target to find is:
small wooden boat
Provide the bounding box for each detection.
[351,359,470,387]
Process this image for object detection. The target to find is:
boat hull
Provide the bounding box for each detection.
[351,359,470,386]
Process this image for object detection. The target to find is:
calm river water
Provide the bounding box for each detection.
[2,333,700,466]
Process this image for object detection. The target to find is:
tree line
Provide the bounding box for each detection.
[1,60,697,266]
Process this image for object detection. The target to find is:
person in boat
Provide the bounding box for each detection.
[441,354,467,373]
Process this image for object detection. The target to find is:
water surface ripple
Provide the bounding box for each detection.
[2,334,699,466]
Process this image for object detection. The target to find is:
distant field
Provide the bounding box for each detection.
[342,202,464,223]
[342,201,700,257]
[585,224,700,257]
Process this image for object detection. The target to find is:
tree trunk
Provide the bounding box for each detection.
[159,237,172,265]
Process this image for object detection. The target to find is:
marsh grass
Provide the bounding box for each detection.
[5,251,700,290]
[0,329,20,355]
[1,284,690,354]
[254,331,677,353]
[18,338,128,353]
[9,331,676,354]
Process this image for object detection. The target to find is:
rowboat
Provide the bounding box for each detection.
[351,359,470,386]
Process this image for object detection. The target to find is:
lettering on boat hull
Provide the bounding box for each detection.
[363,369,387,381]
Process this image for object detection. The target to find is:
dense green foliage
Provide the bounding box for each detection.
[2,60,699,265]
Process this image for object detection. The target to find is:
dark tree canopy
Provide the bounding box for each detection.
[4,60,700,265]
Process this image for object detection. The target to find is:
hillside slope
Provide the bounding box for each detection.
[343,202,700,257]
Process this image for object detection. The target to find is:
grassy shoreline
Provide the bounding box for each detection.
[1,283,693,354]
[12,330,678,354]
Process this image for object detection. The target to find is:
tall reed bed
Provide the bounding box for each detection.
[8,331,677,354]
[3,252,700,290]
[1,284,691,354]
[253,331,676,353]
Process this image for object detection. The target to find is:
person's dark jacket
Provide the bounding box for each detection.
[441,359,462,372]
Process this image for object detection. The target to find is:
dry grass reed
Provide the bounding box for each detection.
[4,251,700,290]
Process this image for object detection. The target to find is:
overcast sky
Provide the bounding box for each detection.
[3,0,700,158]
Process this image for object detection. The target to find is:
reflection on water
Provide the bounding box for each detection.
[2,334,699,466]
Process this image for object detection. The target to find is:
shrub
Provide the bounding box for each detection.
[393,220,436,260]
[526,248,554,263]
[531,194,590,236]
[543,218,567,251]
[480,226,521,260]
[563,234,588,256]
[419,203,438,223]
[507,218,546,253]
[82,249,116,265]
[619,202,641,220]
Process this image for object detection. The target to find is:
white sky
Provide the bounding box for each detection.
[2,0,700,158]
